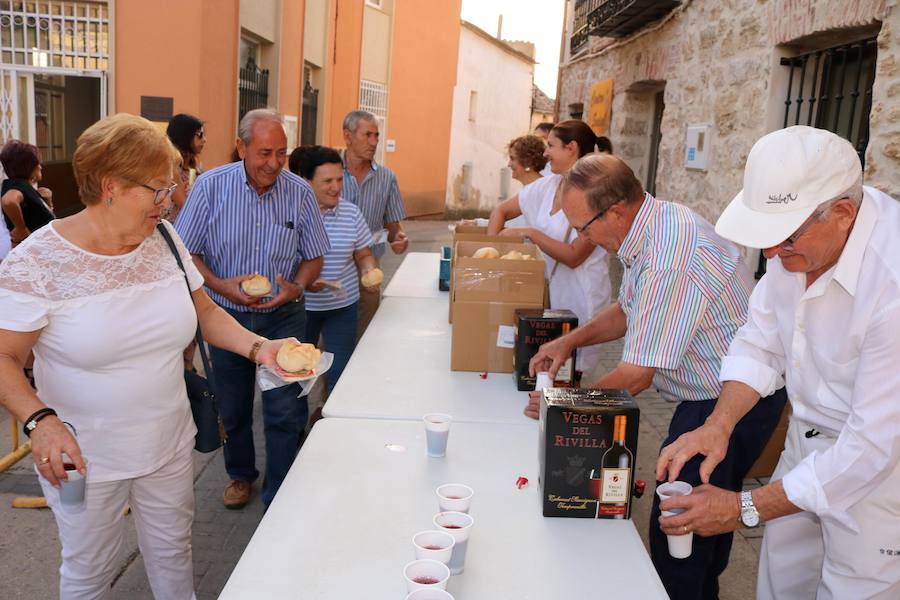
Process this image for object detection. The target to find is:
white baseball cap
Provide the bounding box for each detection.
[715,126,861,248]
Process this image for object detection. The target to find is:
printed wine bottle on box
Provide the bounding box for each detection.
[538,388,640,518]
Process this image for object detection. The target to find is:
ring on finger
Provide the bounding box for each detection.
[39,456,50,464]
[683,525,688,535]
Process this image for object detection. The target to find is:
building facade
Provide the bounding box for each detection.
[558,0,899,262]
[445,20,535,216]
[0,0,461,218]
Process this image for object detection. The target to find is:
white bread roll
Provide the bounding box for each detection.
[501,250,524,260]
[241,273,272,297]
[361,268,384,288]
[472,247,500,259]
[276,340,321,374]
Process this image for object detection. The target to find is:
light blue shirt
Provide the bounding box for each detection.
[342,160,406,258]
[306,200,374,311]
[175,161,330,312]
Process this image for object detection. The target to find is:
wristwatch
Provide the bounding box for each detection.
[739,490,760,528]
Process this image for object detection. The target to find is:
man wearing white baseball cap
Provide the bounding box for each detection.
[656,125,900,599]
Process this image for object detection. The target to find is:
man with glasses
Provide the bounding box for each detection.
[176,109,329,510]
[656,126,900,599]
[528,152,787,599]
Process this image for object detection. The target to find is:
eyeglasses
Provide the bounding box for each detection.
[134,181,177,205]
[195,131,206,139]
[777,207,828,251]
[576,203,616,234]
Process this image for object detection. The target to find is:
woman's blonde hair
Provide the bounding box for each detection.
[72,113,181,206]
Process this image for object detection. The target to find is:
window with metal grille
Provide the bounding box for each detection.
[238,56,269,122]
[780,37,877,167]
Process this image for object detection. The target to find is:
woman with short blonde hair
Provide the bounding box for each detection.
[0,113,292,599]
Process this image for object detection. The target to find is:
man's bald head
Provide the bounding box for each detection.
[563,153,645,213]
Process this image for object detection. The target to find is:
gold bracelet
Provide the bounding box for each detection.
[248,337,267,364]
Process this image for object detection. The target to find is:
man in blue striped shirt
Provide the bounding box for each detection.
[342,110,408,336]
[176,109,330,509]
[529,153,786,600]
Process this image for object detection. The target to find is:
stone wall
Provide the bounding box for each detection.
[559,0,898,231]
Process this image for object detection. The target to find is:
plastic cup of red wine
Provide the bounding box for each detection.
[435,483,473,514]
[432,511,474,575]
[412,530,455,565]
[656,481,693,558]
[405,589,455,600]
[59,453,86,507]
[403,559,450,593]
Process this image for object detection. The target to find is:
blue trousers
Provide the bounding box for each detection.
[210,300,308,506]
[303,301,359,396]
[650,387,788,600]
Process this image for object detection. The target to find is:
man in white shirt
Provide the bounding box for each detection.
[655,126,900,599]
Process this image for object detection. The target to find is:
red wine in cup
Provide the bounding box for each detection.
[63,462,76,471]
[444,495,464,499]
[666,490,685,496]
[413,576,440,584]
[442,524,462,529]
[423,544,445,550]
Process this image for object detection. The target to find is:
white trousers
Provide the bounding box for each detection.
[758,419,900,600]
[39,444,196,600]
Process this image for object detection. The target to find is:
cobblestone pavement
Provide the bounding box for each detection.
[0,220,762,599]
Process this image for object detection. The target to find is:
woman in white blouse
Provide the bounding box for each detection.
[0,114,290,599]
[488,121,613,380]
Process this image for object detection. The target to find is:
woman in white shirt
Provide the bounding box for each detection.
[0,114,292,599]
[488,122,613,380]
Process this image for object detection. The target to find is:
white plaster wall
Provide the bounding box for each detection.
[446,26,534,214]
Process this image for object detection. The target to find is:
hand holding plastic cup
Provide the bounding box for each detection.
[535,371,553,391]
[433,511,474,575]
[436,483,473,514]
[59,452,86,507]
[423,413,452,458]
[657,481,693,559]
[413,530,455,565]
[403,559,450,592]
[406,589,455,600]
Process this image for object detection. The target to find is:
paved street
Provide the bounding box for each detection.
[0,220,764,599]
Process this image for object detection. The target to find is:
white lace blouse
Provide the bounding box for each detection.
[0,220,204,482]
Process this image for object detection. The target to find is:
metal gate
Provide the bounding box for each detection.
[238,57,269,122]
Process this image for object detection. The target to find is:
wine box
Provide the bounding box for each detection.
[513,309,578,390]
[539,388,640,519]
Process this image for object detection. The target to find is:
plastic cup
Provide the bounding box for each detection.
[433,511,474,575]
[59,454,86,507]
[412,530,455,565]
[403,559,450,592]
[535,371,553,391]
[656,481,693,558]
[406,589,454,600]
[423,413,452,458]
[436,483,473,514]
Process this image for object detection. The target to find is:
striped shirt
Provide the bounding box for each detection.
[175,161,330,312]
[306,199,374,311]
[617,194,753,401]
[342,160,406,258]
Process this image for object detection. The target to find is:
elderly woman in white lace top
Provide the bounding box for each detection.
[0,114,289,599]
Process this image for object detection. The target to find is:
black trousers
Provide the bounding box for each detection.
[650,388,788,600]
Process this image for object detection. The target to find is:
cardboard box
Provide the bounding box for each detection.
[450,241,546,373]
[745,403,791,479]
[513,309,578,390]
[447,230,527,324]
[539,388,640,519]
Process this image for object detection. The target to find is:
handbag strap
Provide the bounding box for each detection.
[156,223,216,393]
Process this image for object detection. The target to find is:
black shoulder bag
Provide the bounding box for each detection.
[157,223,224,453]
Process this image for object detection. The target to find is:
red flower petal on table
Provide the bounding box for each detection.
[479,372,488,379]
[516,476,529,489]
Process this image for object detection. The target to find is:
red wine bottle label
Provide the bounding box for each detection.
[601,468,630,503]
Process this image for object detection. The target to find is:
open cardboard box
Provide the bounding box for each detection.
[447,233,528,323]
[450,240,546,372]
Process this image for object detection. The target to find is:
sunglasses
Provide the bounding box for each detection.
[195,130,206,139]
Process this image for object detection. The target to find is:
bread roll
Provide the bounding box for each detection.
[361,268,384,288]
[241,273,272,297]
[276,340,321,374]
[501,250,524,260]
[522,254,536,261]
[472,247,500,259]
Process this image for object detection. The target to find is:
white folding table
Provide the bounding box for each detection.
[323,296,534,426]
[383,251,446,299]
[219,418,668,599]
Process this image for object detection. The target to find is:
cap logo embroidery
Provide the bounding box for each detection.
[766,193,797,205]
